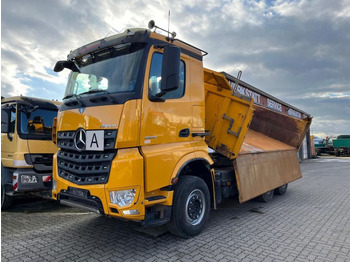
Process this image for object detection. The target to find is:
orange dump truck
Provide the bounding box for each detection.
[52,22,312,237]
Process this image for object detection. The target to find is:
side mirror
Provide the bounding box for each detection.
[1,108,13,141]
[1,108,9,133]
[54,61,66,72]
[161,45,180,93]
[52,117,57,145]
[54,60,80,73]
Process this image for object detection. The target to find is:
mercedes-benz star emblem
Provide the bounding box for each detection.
[74,129,86,151]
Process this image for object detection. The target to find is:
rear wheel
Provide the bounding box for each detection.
[274,184,288,195]
[257,190,274,203]
[167,176,210,238]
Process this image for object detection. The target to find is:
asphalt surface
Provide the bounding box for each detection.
[2,156,350,262]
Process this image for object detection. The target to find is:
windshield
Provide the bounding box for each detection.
[64,43,144,99]
[20,108,57,138]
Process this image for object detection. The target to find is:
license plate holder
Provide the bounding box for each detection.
[68,187,89,198]
[86,130,104,151]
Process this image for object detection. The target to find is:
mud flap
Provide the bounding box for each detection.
[234,149,301,203]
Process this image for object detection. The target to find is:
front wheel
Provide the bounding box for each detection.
[1,182,13,210]
[167,176,210,238]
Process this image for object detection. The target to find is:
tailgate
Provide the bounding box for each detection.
[234,130,301,203]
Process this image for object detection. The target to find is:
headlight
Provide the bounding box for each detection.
[21,175,38,184]
[109,189,136,207]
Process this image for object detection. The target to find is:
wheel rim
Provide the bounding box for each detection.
[266,190,273,197]
[279,184,287,194]
[185,189,206,226]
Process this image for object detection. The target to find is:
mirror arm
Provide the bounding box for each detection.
[149,95,165,102]
[7,132,12,141]
[154,44,167,50]
[68,62,80,73]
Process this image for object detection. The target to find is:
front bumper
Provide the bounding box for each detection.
[59,188,105,214]
[13,169,52,192]
[52,148,146,220]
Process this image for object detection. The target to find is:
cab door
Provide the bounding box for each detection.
[140,46,193,192]
[141,47,191,145]
[1,103,18,167]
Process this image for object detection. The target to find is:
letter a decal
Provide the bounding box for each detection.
[90,133,99,148]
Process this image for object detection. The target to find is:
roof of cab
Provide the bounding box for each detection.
[66,28,205,61]
[1,96,61,109]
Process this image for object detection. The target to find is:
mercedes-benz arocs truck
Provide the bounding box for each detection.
[52,22,311,237]
[1,96,60,209]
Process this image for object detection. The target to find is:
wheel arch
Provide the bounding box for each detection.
[171,154,214,206]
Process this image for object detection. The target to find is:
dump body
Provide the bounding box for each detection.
[333,135,350,147]
[204,69,312,203]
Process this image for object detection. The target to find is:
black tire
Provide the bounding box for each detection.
[257,190,274,203]
[167,176,210,238]
[1,182,13,210]
[274,184,288,195]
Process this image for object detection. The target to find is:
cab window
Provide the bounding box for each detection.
[149,52,185,99]
[19,108,57,137]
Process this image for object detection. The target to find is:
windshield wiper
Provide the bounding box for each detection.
[62,94,85,107]
[80,89,116,103]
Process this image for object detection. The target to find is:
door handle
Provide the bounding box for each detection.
[192,131,210,137]
[179,128,190,138]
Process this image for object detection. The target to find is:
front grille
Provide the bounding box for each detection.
[24,154,53,172]
[57,130,117,151]
[57,129,117,185]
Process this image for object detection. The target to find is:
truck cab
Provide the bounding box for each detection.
[1,96,60,209]
[52,28,212,232]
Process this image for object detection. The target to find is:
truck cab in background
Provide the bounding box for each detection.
[1,96,60,209]
[334,135,350,156]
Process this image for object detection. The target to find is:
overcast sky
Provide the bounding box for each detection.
[1,0,349,137]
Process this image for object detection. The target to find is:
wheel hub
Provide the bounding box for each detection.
[185,189,206,226]
[188,195,202,220]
